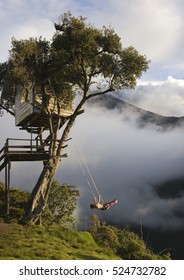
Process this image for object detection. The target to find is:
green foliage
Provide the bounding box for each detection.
[0,223,120,260]
[0,180,79,226]
[114,227,158,260]
[0,183,30,222]
[1,36,74,112]
[89,215,170,260]
[41,179,79,227]
[0,181,5,191]
[0,62,16,115]
[1,12,150,115]
[0,206,170,260]
[10,37,50,84]
[52,12,149,93]
[96,225,120,251]
[0,219,170,260]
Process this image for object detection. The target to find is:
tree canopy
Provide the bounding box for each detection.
[0,12,150,116]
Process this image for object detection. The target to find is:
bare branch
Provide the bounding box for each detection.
[0,103,15,116]
[86,87,115,100]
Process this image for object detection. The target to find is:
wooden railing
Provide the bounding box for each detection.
[0,138,48,160]
[0,138,68,171]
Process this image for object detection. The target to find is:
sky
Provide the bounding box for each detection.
[1,0,184,80]
[1,0,184,231]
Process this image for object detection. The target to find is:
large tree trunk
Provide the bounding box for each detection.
[23,96,86,224]
[22,158,59,224]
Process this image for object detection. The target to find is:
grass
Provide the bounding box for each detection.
[0,223,120,260]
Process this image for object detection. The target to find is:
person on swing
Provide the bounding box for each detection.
[90,194,118,210]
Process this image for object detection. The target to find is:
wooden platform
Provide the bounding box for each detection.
[0,138,67,172]
[16,110,72,128]
[0,138,68,215]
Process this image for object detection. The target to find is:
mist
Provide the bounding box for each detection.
[61,99,184,231]
[60,76,184,230]
[119,76,184,117]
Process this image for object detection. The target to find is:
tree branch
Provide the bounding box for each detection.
[56,86,113,156]
[0,103,15,116]
[86,87,115,100]
[57,96,87,155]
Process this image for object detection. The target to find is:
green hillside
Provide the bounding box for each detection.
[0,222,119,260]
[0,222,170,260]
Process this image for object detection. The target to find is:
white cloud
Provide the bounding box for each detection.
[12,18,54,41]
[0,0,184,72]
[119,76,184,117]
[82,0,183,64]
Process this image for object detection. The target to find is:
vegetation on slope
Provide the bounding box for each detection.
[0,181,170,260]
[0,221,170,260]
[0,222,119,260]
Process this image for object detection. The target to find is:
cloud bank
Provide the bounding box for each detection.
[118,76,184,117]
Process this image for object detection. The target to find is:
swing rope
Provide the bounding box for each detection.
[71,140,104,202]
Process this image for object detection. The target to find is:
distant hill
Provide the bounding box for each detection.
[126,177,184,260]
[88,94,184,130]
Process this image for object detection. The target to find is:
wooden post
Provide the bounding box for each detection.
[5,160,10,215]
[30,128,33,152]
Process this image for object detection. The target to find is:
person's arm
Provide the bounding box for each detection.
[97,194,101,204]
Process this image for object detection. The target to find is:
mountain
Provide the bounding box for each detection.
[88,94,184,130]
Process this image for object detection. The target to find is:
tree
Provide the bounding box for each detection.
[0,12,150,223]
[0,179,79,225]
[41,179,79,227]
[0,182,30,222]
[0,62,15,116]
[96,225,120,252]
[88,216,170,259]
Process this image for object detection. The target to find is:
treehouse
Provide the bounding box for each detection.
[1,83,74,216]
[15,86,74,130]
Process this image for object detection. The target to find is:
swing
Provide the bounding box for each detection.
[72,140,118,210]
